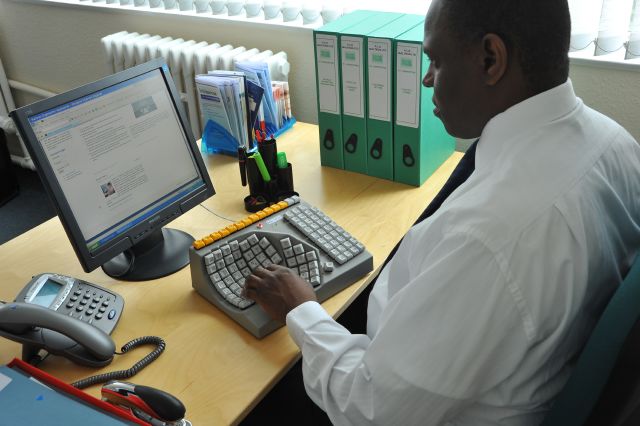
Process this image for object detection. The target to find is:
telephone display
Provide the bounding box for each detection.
[16,273,124,335]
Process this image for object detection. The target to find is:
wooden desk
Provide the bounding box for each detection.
[0,122,462,425]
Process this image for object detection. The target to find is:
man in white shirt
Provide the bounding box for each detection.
[242,0,640,424]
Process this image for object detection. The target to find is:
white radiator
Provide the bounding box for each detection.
[101,31,291,140]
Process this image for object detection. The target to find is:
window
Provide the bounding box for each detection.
[37,0,640,65]
[570,0,640,60]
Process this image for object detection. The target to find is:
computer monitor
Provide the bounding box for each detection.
[11,59,215,281]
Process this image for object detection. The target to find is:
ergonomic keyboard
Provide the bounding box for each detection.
[189,196,373,338]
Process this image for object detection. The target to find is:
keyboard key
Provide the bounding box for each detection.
[259,237,270,249]
[265,246,277,257]
[243,251,255,261]
[280,237,292,248]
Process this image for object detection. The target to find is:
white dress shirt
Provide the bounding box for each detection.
[286,80,640,425]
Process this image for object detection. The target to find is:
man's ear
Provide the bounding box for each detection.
[481,33,508,86]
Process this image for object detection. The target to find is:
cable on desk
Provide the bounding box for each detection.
[71,336,166,389]
[199,203,235,222]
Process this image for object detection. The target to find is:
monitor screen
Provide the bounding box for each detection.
[11,59,215,281]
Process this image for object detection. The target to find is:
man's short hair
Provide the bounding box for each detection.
[439,0,571,93]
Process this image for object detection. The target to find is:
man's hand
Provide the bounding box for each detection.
[242,264,318,324]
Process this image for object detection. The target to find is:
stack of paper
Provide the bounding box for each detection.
[196,71,263,154]
[235,60,294,138]
[272,81,292,129]
[196,60,296,155]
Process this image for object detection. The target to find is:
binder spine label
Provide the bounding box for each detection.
[367,38,391,122]
[396,42,420,128]
[341,36,365,118]
[316,35,340,115]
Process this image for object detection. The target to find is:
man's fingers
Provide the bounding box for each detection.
[242,274,260,298]
[266,263,282,272]
[251,266,270,278]
[243,285,257,300]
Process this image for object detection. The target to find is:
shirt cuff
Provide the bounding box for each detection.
[286,301,334,347]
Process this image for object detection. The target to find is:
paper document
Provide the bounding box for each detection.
[196,73,251,150]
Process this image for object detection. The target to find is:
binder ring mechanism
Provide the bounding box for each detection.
[370,138,383,160]
[345,134,358,154]
[403,144,416,167]
[323,129,335,150]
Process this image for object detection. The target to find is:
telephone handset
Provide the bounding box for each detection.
[0,302,116,366]
[0,273,124,367]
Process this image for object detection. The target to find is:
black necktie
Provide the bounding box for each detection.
[338,140,479,332]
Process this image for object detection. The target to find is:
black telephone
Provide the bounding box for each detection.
[0,273,124,368]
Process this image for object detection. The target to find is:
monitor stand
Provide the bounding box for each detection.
[101,228,193,281]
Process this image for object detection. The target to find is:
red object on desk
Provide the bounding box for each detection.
[6,358,146,425]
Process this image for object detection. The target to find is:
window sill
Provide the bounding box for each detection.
[570,51,640,72]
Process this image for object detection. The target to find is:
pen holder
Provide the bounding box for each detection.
[243,150,297,213]
[276,163,294,195]
[258,139,278,178]
[245,156,265,197]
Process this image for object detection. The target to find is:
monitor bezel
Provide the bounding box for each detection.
[11,59,215,274]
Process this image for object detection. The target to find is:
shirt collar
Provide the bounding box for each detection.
[475,79,581,172]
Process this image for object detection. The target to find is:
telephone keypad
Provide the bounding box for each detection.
[17,273,124,336]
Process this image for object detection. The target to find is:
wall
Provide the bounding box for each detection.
[1,0,639,152]
[0,0,317,120]
[569,64,640,138]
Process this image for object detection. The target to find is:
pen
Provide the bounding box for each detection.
[249,151,271,182]
[260,120,267,141]
[238,147,247,186]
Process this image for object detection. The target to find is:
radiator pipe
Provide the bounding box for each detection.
[0,74,54,170]
[8,79,57,100]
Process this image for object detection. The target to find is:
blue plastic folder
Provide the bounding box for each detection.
[0,364,138,425]
[201,118,240,156]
